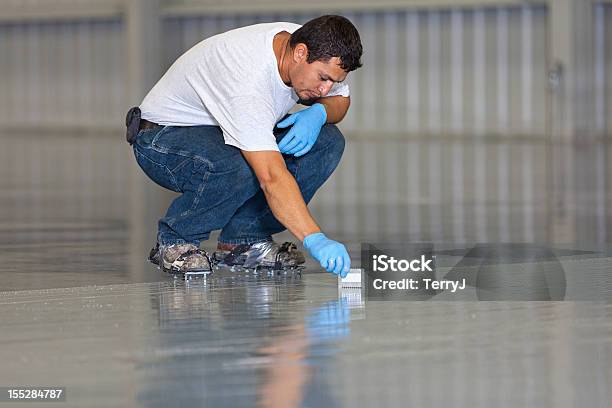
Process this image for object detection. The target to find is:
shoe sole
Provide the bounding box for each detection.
[152,246,212,274]
[212,251,305,270]
[214,257,303,270]
[161,259,212,274]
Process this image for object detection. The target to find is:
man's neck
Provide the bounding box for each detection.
[273,31,291,85]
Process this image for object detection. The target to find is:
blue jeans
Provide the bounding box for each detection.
[132,122,345,246]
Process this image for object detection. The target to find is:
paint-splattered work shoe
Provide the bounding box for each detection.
[148,243,162,266]
[213,241,305,270]
[149,243,212,274]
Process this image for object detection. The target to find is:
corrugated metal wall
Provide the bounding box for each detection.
[346,7,548,137]
[0,5,551,134]
[591,3,610,247]
[0,19,125,128]
[163,7,548,137]
[595,3,611,136]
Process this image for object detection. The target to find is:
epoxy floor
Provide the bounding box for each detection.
[0,132,611,407]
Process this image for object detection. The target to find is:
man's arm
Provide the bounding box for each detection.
[304,95,350,124]
[241,150,320,241]
[242,147,351,276]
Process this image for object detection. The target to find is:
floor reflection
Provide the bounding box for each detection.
[136,272,353,407]
[1,272,611,407]
[0,132,611,407]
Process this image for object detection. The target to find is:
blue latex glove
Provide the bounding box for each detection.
[277,103,327,157]
[303,232,350,277]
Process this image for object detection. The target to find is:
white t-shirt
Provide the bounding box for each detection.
[139,22,350,151]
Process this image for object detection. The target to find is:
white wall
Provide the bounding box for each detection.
[0,1,605,138]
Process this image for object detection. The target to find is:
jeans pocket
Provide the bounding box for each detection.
[133,147,181,192]
[151,126,194,157]
[150,126,171,150]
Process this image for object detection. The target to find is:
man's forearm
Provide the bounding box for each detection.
[317,95,350,124]
[260,169,321,241]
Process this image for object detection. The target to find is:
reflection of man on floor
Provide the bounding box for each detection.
[127,15,362,276]
[258,299,351,408]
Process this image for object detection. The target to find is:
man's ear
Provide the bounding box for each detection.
[293,43,308,63]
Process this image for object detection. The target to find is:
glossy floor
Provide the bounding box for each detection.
[0,132,611,407]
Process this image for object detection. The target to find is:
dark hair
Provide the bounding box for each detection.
[290,15,363,72]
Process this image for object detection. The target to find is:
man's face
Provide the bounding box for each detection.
[289,50,347,101]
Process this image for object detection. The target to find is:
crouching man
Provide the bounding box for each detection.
[126,15,362,277]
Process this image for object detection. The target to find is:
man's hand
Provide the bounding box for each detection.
[303,232,350,277]
[277,103,327,157]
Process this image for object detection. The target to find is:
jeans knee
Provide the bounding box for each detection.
[320,124,345,161]
[313,124,345,179]
[230,158,259,194]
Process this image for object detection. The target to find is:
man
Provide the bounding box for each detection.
[126,15,362,277]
